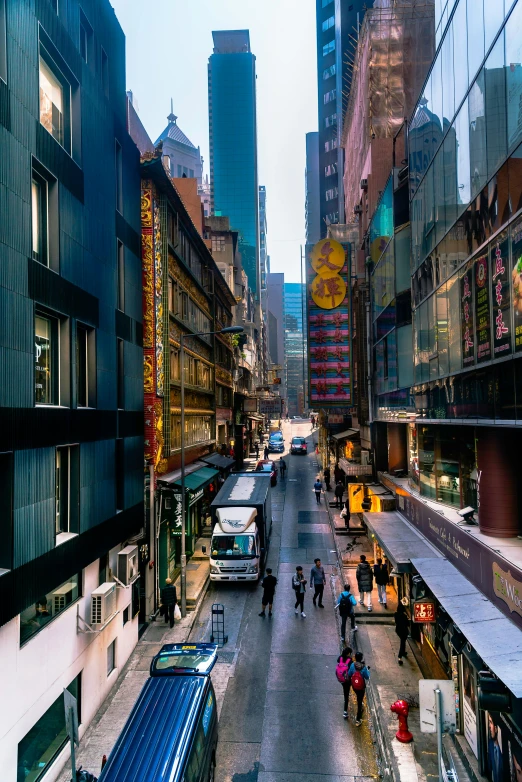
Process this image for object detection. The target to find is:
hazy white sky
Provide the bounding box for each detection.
[110,0,318,282]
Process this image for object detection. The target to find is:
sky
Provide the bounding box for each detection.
[110,0,318,282]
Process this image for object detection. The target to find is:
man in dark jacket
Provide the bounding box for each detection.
[323,466,331,491]
[259,568,278,618]
[161,577,178,628]
[356,555,373,611]
[334,463,343,484]
[334,480,344,508]
[373,557,389,607]
[394,602,410,664]
[310,558,326,607]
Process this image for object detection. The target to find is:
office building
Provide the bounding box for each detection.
[305,132,321,246]
[267,273,287,407]
[208,30,260,296]
[284,283,307,415]
[0,2,144,779]
[316,0,372,238]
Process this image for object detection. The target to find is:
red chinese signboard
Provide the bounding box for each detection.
[413,601,436,623]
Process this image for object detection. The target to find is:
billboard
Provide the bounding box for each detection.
[307,239,351,407]
[259,397,282,416]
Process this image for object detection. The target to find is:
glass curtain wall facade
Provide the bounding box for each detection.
[284,283,307,415]
[208,31,260,296]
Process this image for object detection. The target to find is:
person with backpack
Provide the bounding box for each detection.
[394,601,410,664]
[310,558,326,608]
[335,583,358,639]
[373,557,389,607]
[335,646,353,718]
[313,477,322,504]
[292,566,307,617]
[356,554,374,611]
[259,568,278,618]
[347,651,370,726]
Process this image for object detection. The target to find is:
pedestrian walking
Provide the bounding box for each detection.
[311,415,315,430]
[356,554,374,611]
[313,478,322,504]
[160,577,178,629]
[323,466,331,491]
[373,557,389,607]
[347,651,370,726]
[255,442,260,459]
[394,602,410,665]
[336,646,353,718]
[279,457,287,479]
[259,568,278,617]
[340,499,351,530]
[292,566,307,617]
[310,558,326,607]
[334,480,344,509]
[334,463,343,484]
[335,583,358,639]
[264,445,269,460]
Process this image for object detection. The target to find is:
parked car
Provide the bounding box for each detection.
[255,459,278,486]
[268,431,284,453]
[290,436,307,454]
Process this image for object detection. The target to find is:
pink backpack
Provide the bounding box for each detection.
[335,657,351,683]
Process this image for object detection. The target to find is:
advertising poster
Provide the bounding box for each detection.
[461,656,478,759]
[511,217,522,352]
[461,262,475,366]
[307,238,352,407]
[487,711,504,782]
[474,253,491,362]
[491,230,511,357]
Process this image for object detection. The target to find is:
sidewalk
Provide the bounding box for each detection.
[323,484,475,782]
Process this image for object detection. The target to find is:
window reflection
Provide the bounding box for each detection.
[469,69,487,199]
[485,33,507,179]
[466,0,485,84]
[455,99,471,209]
[505,1,522,152]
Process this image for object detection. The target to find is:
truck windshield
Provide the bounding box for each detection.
[211,534,256,558]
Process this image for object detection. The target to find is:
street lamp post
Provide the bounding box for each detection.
[179,325,244,618]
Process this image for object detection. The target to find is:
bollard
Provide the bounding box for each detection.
[390,699,413,743]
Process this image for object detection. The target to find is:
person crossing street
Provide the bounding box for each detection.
[313,477,322,504]
[279,457,287,479]
[310,558,326,607]
[292,566,307,617]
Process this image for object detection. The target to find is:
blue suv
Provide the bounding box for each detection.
[268,431,284,453]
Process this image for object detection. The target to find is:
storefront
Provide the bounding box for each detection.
[157,464,219,584]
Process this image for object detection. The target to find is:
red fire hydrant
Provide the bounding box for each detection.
[390,699,413,743]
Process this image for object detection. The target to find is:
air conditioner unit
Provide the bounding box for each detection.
[91,582,117,626]
[354,204,363,214]
[118,545,139,586]
[53,582,77,613]
[360,178,368,191]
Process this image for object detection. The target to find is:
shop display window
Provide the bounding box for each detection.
[408,425,419,490]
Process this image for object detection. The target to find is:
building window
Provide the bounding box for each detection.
[55,445,79,536]
[170,347,180,381]
[0,0,6,84]
[35,313,59,405]
[98,552,109,585]
[117,338,124,409]
[39,46,70,153]
[325,138,338,152]
[0,452,13,570]
[325,113,337,128]
[325,187,338,202]
[17,675,81,780]
[325,163,338,177]
[323,64,336,80]
[19,573,81,645]
[107,639,116,675]
[123,605,129,625]
[322,15,335,32]
[101,47,109,97]
[322,0,334,6]
[117,240,124,311]
[116,438,124,511]
[189,169,194,178]
[170,414,213,451]
[324,89,336,104]
[211,235,226,253]
[79,9,93,64]
[322,40,335,57]
[115,139,123,214]
[32,171,48,265]
[76,323,95,408]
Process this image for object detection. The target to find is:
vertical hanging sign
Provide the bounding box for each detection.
[307,239,352,406]
[512,217,522,352]
[491,229,511,357]
[460,261,474,367]
[474,253,490,363]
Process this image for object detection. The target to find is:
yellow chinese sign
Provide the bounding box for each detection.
[310,239,347,311]
[311,273,347,309]
[311,239,345,276]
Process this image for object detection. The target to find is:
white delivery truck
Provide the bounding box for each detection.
[209,472,272,582]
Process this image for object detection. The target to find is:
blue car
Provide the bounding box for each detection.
[268,432,284,453]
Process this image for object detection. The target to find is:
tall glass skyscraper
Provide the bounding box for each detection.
[284,283,308,415]
[208,30,260,296]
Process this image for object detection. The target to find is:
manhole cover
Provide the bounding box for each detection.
[216,652,235,664]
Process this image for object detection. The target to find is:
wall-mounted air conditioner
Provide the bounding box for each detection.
[91,583,117,626]
[52,582,77,613]
[117,545,139,586]
[360,178,368,191]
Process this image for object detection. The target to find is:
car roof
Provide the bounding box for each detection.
[292,436,306,442]
[98,675,208,782]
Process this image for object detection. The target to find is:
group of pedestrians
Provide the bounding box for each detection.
[335,647,370,726]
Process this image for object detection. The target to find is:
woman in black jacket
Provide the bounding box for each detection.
[394,602,410,665]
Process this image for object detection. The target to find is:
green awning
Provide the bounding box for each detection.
[173,466,219,493]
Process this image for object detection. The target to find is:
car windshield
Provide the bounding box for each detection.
[258,463,273,472]
[211,534,256,558]
[270,433,283,441]
[292,438,305,444]
[152,650,213,673]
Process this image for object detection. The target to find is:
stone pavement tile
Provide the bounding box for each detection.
[306,547,337,565]
[259,775,356,782]
[267,652,339,693]
[216,742,261,782]
[279,547,308,562]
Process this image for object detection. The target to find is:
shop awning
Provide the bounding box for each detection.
[363,511,441,573]
[332,428,359,441]
[412,557,522,698]
[173,466,219,493]
[200,453,235,471]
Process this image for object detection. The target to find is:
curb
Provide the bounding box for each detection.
[324,485,399,782]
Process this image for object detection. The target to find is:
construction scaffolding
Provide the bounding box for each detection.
[342,0,435,218]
